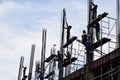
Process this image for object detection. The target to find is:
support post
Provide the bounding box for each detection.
[59,9,66,80]
[40,29,47,80]
[18,56,24,80]
[116,0,120,48]
[84,0,94,80]
[87,0,94,63]
[28,44,36,80]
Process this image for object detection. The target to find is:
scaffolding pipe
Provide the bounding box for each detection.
[28,44,36,80]
[59,9,65,80]
[116,0,120,48]
[87,0,94,64]
[18,56,24,80]
[40,29,47,80]
[84,0,94,80]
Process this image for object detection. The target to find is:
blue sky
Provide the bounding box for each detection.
[0,0,116,80]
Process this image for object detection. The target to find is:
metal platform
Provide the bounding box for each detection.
[87,12,108,27]
[63,36,77,48]
[93,37,111,50]
[76,37,111,50]
[44,71,54,79]
[62,57,77,67]
[44,54,56,63]
[76,39,82,43]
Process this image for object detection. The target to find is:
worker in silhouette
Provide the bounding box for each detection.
[22,67,27,80]
[94,22,100,41]
[64,51,71,63]
[37,75,43,80]
[65,25,72,43]
[91,2,98,20]
[82,30,87,46]
[36,66,44,80]
[86,37,93,50]
[40,76,44,80]
[56,51,61,68]
[82,30,93,50]
[37,73,43,80]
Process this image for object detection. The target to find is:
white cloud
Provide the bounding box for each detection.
[0,1,27,17]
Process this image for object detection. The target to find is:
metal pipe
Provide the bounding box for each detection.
[18,56,24,80]
[40,29,47,80]
[59,9,65,79]
[28,44,36,80]
[116,0,120,48]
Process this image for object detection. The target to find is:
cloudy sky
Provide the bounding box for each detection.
[0,0,116,80]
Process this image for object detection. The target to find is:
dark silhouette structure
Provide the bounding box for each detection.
[91,2,98,20]
[65,25,72,43]
[22,67,27,80]
[93,22,100,41]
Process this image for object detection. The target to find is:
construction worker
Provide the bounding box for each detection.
[37,74,43,80]
[38,74,43,80]
[87,38,93,50]
[82,30,87,46]
[22,67,27,80]
[36,68,44,80]
[64,51,71,63]
[82,30,93,50]
[95,22,100,41]
[65,25,72,43]
[91,2,98,20]
[56,51,61,68]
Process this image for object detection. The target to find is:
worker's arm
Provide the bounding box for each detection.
[90,2,96,6]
